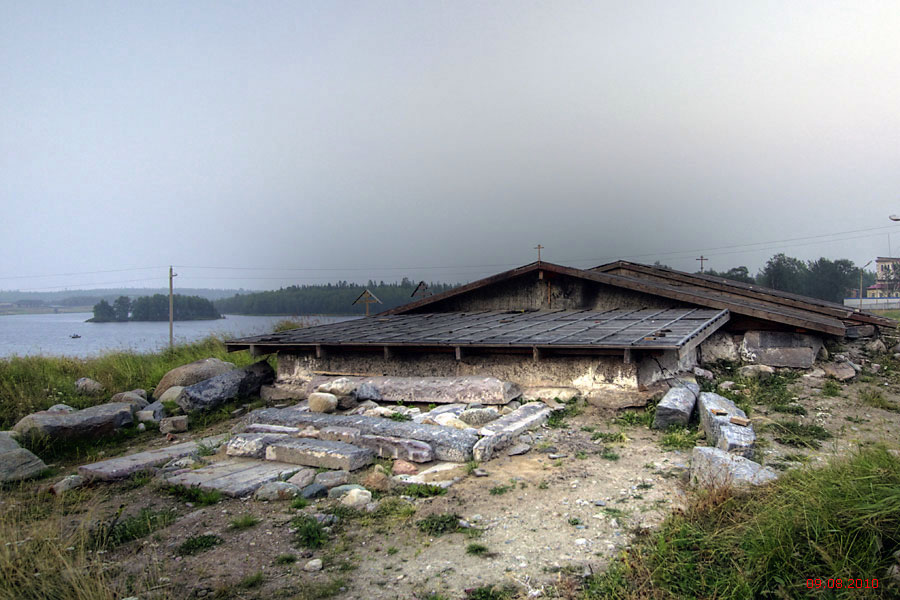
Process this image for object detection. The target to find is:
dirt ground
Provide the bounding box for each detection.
[5,342,900,600]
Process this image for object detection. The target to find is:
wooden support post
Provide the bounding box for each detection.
[533,346,542,362]
[383,346,394,360]
[455,347,464,361]
[315,344,327,359]
[623,348,633,365]
[249,344,267,358]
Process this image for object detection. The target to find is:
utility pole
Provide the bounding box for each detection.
[169,266,177,348]
[534,244,544,263]
[696,255,707,273]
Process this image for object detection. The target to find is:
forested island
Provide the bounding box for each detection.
[214,279,458,315]
[89,294,221,322]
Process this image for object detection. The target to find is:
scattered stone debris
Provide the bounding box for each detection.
[50,474,85,495]
[738,364,775,380]
[254,481,301,501]
[822,362,856,382]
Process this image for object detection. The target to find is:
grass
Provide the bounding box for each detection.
[238,571,264,589]
[659,426,700,450]
[388,412,413,422]
[176,533,223,556]
[591,431,629,443]
[291,496,309,509]
[466,542,491,556]
[274,553,297,565]
[229,513,261,530]
[489,484,513,495]
[766,420,834,449]
[465,460,480,475]
[547,398,583,428]
[859,386,899,412]
[769,403,807,415]
[165,484,222,505]
[293,514,328,548]
[0,335,260,430]
[822,379,842,397]
[465,584,517,600]
[584,445,900,599]
[416,513,462,536]
[293,578,346,600]
[599,448,620,461]
[403,483,447,498]
[91,507,177,549]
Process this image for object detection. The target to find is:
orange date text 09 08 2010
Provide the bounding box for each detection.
[806,578,878,589]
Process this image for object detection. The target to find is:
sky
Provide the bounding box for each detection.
[2,1,899,293]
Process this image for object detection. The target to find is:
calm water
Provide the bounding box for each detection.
[0,313,356,358]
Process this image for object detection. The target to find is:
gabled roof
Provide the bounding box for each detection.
[592,260,895,330]
[381,261,893,336]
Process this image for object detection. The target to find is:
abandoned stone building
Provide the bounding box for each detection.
[226,261,895,402]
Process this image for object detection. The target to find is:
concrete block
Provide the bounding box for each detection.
[226,433,290,458]
[265,437,374,471]
[318,426,361,444]
[652,383,700,429]
[164,459,300,498]
[479,402,552,438]
[698,393,754,457]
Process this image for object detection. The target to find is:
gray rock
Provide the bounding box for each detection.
[136,400,166,423]
[355,382,381,401]
[75,377,104,396]
[300,483,328,499]
[50,474,85,494]
[738,365,775,380]
[341,488,372,508]
[111,391,149,413]
[254,481,301,501]
[718,381,735,391]
[822,362,856,382]
[287,468,316,488]
[520,387,579,403]
[137,423,146,432]
[692,367,714,380]
[473,432,511,462]
[741,331,822,368]
[177,361,274,413]
[479,402,552,438]
[78,434,229,481]
[157,386,185,406]
[226,433,290,458]
[314,470,351,489]
[327,484,366,499]
[46,404,76,413]
[304,559,323,572]
[0,448,47,482]
[699,331,740,363]
[315,377,357,397]
[159,416,189,434]
[356,434,434,463]
[845,324,875,339]
[698,392,754,457]
[265,437,374,471]
[308,392,339,413]
[459,407,500,426]
[473,468,489,477]
[865,338,887,354]
[652,383,700,430]
[506,443,531,456]
[317,426,361,444]
[690,446,777,488]
[246,409,479,462]
[154,358,235,399]
[13,402,133,441]
[0,431,21,453]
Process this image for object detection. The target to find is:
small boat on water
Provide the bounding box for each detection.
[70,334,81,339]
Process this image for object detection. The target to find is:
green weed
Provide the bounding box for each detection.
[274,553,297,565]
[489,484,513,495]
[229,514,261,530]
[859,387,899,412]
[821,379,842,397]
[239,571,263,589]
[660,426,700,450]
[91,507,176,549]
[176,534,222,556]
[416,513,461,536]
[403,483,447,498]
[766,420,833,449]
[293,515,328,548]
[165,484,222,505]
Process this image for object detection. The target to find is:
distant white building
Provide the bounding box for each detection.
[868,257,900,298]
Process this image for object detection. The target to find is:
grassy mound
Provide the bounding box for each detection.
[586,445,900,599]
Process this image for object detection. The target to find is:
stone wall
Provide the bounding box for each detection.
[277,348,691,395]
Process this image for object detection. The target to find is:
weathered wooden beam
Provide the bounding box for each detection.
[623,348,633,364]
[383,346,394,360]
[533,346,542,362]
[455,346,464,361]
[315,344,327,359]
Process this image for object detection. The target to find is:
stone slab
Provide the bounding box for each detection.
[318,426,361,444]
[749,347,817,369]
[226,433,291,458]
[308,376,520,405]
[14,402,134,441]
[78,434,229,481]
[691,446,777,488]
[247,408,478,462]
[479,402,552,438]
[698,393,754,457]
[520,387,580,403]
[412,404,466,423]
[357,434,433,462]
[652,383,700,430]
[265,437,374,471]
[0,448,47,482]
[164,458,301,497]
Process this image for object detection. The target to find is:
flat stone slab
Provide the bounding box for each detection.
[309,376,519,405]
[164,458,301,497]
[356,434,433,463]
[412,404,466,423]
[520,387,580,403]
[226,433,291,458]
[652,382,700,430]
[691,446,777,488]
[698,393,754,457]
[78,434,229,481]
[479,402,552,438]
[14,402,134,441]
[247,408,478,462]
[0,448,47,482]
[265,437,374,471]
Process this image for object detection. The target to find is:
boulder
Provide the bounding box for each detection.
[341,488,372,509]
[361,467,391,491]
[691,446,777,488]
[226,433,290,458]
[13,403,133,441]
[46,404,76,413]
[176,361,274,413]
[434,413,471,430]
[300,483,328,499]
[136,400,166,423]
[479,402,552,438]
[822,362,856,382]
[75,377,104,396]
[693,367,714,380]
[392,459,418,475]
[865,338,887,354]
[254,481,301,501]
[458,407,500,427]
[304,559,323,572]
[111,391,149,413]
[738,365,775,380]
[314,470,351,489]
[652,383,700,430]
[159,416,188,434]
[287,468,316,488]
[0,431,20,453]
[520,387,580,403]
[699,332,741,363]
[741,331,822,368]
[0,448,47,482]
[845,325,875,339]
[50,474,85,495]
[315,378,358,397]
[157,386,185,406]
[308,392,339,413]
[327,483,366,499]
[154,358,235,399]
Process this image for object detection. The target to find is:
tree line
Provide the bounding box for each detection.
[90,294,221,322]
[214,279,458,315]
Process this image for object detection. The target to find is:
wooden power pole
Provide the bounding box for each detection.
[696,255,707,273]
[168,266,176,349]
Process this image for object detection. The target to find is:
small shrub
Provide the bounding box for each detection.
[489,484,513,496]
[613,409,654,428]
[591,431,628,443]
[196,442,217,457]
[770,403,807,415]
[403,483,447,498]
[466,542,490,556]
[547,399,583,428]
[416,513,461,536]
[660,426,700,450]
[766,420,833,449]
[575,451,587,459]
[239,571,263,589]
[91,508,177,549]
[388,412,412,422]
[859,387,898,411]
[229,514,261,530]
[291,496,309,509]
[165,484,222,505]
[821,379,841,397]
[465,460,480,475]
[177,534,222,556]
[568,517,582,526]
[275,553,297,565]
[599,448,620,461]
[386,546,399,555]
[465,584,516,600]
[293,515,327,548]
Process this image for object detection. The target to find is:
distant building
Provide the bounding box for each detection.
[867,257,900,298]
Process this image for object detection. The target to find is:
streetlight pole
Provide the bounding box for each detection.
[859,260,872,311]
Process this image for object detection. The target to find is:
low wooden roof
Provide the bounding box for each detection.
[379,261,854,336]
[226,308,730,355]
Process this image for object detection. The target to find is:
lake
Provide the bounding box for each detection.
[0,313,356,358]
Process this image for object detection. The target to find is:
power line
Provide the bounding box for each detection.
[0,266,166,281]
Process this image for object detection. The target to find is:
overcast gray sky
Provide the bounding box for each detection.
[2,1,899,292]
